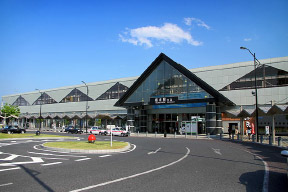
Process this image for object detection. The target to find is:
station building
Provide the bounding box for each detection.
[2,53,288,135]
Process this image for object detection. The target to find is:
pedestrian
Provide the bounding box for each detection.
[247,128,251,140]
[228,126,232,139]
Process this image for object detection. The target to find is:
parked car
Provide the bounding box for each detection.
[1,125,26,134]
[64,126,83,134]
[88,126,102,135]
[120,128,130,137]
[105,127,129,136]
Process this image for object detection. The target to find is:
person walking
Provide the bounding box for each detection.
[228,126,232,139]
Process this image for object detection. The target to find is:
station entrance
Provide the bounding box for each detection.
[150,113,205,134]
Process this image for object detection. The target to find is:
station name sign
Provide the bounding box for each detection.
[150,97,178,105]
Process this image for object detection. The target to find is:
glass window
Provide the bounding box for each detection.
[60,88,93,103]
[125,61,212,104]
[220,65,288,91]
[33,93,57,105]
[97,82,129,100]
[12,96,30,106]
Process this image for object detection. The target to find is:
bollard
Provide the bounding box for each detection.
[232,134,235,140]
[237,133,240,141]
[174,132,176,138]
[207,133,210,139]
[185,132,187,138]
[269,136,272,145]
[164,131,167,138]
[137,131,139,136]
[260,135,263,144]
[155,132,157,138]
[252,135,255,143]
[220,133,222,140]
[278,137,282,147]
[146,131,148,137]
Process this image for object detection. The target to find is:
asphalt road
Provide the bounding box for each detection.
[0,132,287,192]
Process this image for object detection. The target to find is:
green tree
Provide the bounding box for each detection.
[1,103,20,124]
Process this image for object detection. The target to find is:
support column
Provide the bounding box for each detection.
[216,106,223,133]
[127,107,135,132]
[206,103,221,135]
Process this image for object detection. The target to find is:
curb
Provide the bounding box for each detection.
[0,137,80,141]
[40,142,131,154]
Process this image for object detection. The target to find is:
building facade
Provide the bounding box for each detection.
[2,53,288,134]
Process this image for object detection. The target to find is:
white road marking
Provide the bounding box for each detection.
[243,149,269,192]
[41,162,62,166]
[232,147,269,192]
[0,157,44,166]
[99,155,111,158]
[28,151,87,158]
[148,148,161,155]
[70,147,190,192]
[75,158,91,162]
[41,157,69,160]
[33,144,87,155]
[0,154,19,161]
[212,148,222,155]
[0,143,12,147]
[119,144,136,154]
[0,167,20,172]
[0,182,13,187]
[10,141,17,143]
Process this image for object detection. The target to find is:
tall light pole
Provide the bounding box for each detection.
[240,47,261,142]
[82,81,88,133]
[36,89,43,131]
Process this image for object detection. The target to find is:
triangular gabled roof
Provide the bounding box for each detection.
[12,95,30,106]
[96,82,129,100]
[60,88,93,103]
[32,92,57,105]
[115,53,234,107]
[220,65,288,91]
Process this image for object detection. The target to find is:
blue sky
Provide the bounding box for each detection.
[0,0,287,101]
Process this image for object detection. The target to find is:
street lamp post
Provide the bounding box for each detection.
[82,81,88,133]
[36,89,43,131]
[240,47,261,142]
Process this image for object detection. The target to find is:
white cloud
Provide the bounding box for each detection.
[184,17,210,30]
[119,23,202,48]
[244,38,252,42]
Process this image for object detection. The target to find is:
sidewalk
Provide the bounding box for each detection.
[130,132,288,148]
[26,128,288,149]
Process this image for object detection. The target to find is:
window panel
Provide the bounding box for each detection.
[125,61,212,104]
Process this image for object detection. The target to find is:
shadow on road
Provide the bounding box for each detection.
[19,164,54,192]
[239,170,287,192]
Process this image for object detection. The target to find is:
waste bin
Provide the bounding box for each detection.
[36,131,40,136]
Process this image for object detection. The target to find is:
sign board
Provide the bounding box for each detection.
[191,116,205,122]
[150,97,178,105]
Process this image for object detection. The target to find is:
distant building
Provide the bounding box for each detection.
[2,53,288,135]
